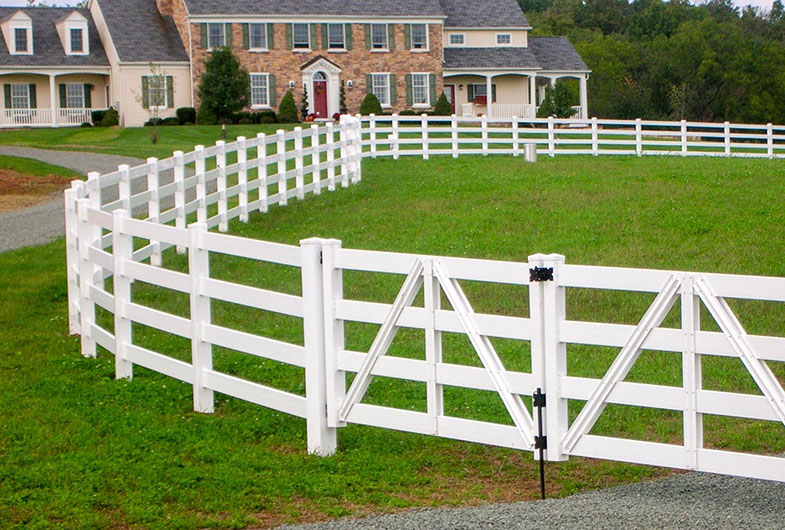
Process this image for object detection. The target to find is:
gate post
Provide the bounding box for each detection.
[301,237,338,456]
[528,253,568,461]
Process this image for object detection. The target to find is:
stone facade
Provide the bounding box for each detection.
[186,21,443,114]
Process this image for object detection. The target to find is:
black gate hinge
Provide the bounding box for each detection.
[529,266,554,282]
[534,435,548,450]
[533,390,546,408]
[320,251,323,264]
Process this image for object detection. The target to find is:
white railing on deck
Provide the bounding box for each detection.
[1,108,53,127]
[59,108,92,125]
[64,114,785,482]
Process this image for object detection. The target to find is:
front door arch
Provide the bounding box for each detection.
[313,71,328,119]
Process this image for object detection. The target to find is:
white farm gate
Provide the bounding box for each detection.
[65,115,785,484]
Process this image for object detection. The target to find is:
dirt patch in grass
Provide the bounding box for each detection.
[0,167,71,212]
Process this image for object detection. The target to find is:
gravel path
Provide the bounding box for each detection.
[276,472,785,530]
[0,146,143,253]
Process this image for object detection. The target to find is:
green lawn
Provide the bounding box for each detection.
[2,154,785,529]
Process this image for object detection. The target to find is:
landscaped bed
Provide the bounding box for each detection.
[2,155,785,528]
[0,155,80,212]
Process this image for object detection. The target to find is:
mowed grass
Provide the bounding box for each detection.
[2,154,785,529]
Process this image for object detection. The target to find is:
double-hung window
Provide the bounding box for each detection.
[249,23,266,50]
[371,74,390,106]
[142,75,168,109]
[10,84,30,109]
[328,23,344,49]
[293,23,310,49]
[250,74,270,107]
[371,24,387,49]
[65,83,85,108]
[14,28,28,54]
[411,73,429,106]
[410,24,427,50]
[70,28,83,53]
[207,23,226,48]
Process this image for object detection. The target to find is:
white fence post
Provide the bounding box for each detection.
[767,123,774,159]
[188,222,214,413]
[635,118,643,157]
[118,164,131,213]
[482,114,489,156]
[277,130,287,206]
[311,124,321,195]
[451,114,459,158]
[321,238,346,429]
[326,122,336,191]
[591,117,599,156]
[294,127,305,200]
[681,274,702,470]
[421,114,429,160]
[392,114,400,160]
[300,237,337,456]
[339,119,349,188]
[194,145,206,223]
[237,136,249,222]
[370,113,377,159]
[216,140,228,232]
[724,121,731,157]
[173,151,185,254]
[77,198,97,358]
[528,252,568,462]
[424,260,443,434]
[256,133,269,212]
[547,116,555,157]
[111,208,133,378]
[512,117,520,157]
[64,186,80,334]
[681,119,688,156]
[354,118,363,182]
[146,157,162,265]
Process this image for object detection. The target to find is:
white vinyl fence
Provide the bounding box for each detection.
[65,115,785,481]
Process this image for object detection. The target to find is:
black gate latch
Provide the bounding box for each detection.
[529,267,554,282]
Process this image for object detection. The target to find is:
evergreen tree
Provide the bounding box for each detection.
[359,93,383,115]
[197,48,249,123]
[433,92,452,115]
[277,91,299,123]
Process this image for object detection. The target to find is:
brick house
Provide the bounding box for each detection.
[0,0,589,127]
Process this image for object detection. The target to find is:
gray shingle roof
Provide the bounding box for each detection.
[0,8,109,67]
[529,36,588,71]
[439,0,529,28]
[98,0,188,62]
[184,0,446,18]
[444,47,539,69]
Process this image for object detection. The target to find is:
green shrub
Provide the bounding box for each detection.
[238,118,254,124]
[537,83,576,119]
[399,109,417,116]
[100,107,119,127]
[276,91,299,123]
[144,118,163,127]
[254,110,276,123]
[90,109,107,124]
[196,106,218,125]
[79,122,92,128]
[176,107,196,125]
[433,93,451,116]
[161,117,180,126]
[259,116,276,124]
[359,92,383,115]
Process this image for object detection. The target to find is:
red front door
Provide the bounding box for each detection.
[444,84,455,114]
[314,80,328,118]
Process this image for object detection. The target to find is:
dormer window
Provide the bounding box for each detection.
[70,28,83,53]
[55,11,88,55]
[14,27,28,53]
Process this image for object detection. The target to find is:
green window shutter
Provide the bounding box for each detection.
[166,76,174,108]
[344,24,352,49]
[492,84,497,103]
[321,23,328,50]
[429,74,436,106]
[389,74,397,105]
[267,23,275,49]
[268,74,276,107]
[310,23,318,49]
[404,24,411,49]
[467,84,474,101]
[225,23,232,48]
[242,24,249,49]
[59,84,67,108]
[83,83,91,108]
[286,24,293,49]
[363,24,371,49]
[387,24,395,50]
[365,74,372,95]
[200,23,208,48]
[3,85,10,108]
[141,77,149,109]
[29,84,36,108]
[405,74,412,106]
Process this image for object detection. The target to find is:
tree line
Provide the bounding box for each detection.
[524,0,785,123]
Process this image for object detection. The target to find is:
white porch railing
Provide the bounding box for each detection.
[461,103,536,119]
[0,108,93,128]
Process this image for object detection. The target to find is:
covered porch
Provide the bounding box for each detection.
[0,68,110,128]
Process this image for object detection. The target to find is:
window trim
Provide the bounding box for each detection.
[249,72,271,109]
[370,23,388,51]
[327,23,345,50]
[10,83,30,109]
[11,26,31,55]
[371,72,391,108]
[248,23,268,51]
[410,72,430,107]
[495,33,512,46]
[144,75,169,110]
[69,27,85,54]
[292,23,310,50]
[207,22,226,50]
[448,33,464,46]
[409,23,428,52]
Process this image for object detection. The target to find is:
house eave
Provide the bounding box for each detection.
[187,14,446,23]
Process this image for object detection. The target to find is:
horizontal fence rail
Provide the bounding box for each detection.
[64,115,785,481]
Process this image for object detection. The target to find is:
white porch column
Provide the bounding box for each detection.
[486,75,493,118]
[529,75,536,117]
[579,74,588,119]
[550,76,556,88]
[49,74,57,126]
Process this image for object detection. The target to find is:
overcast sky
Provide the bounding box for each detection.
[0,0,777,15]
